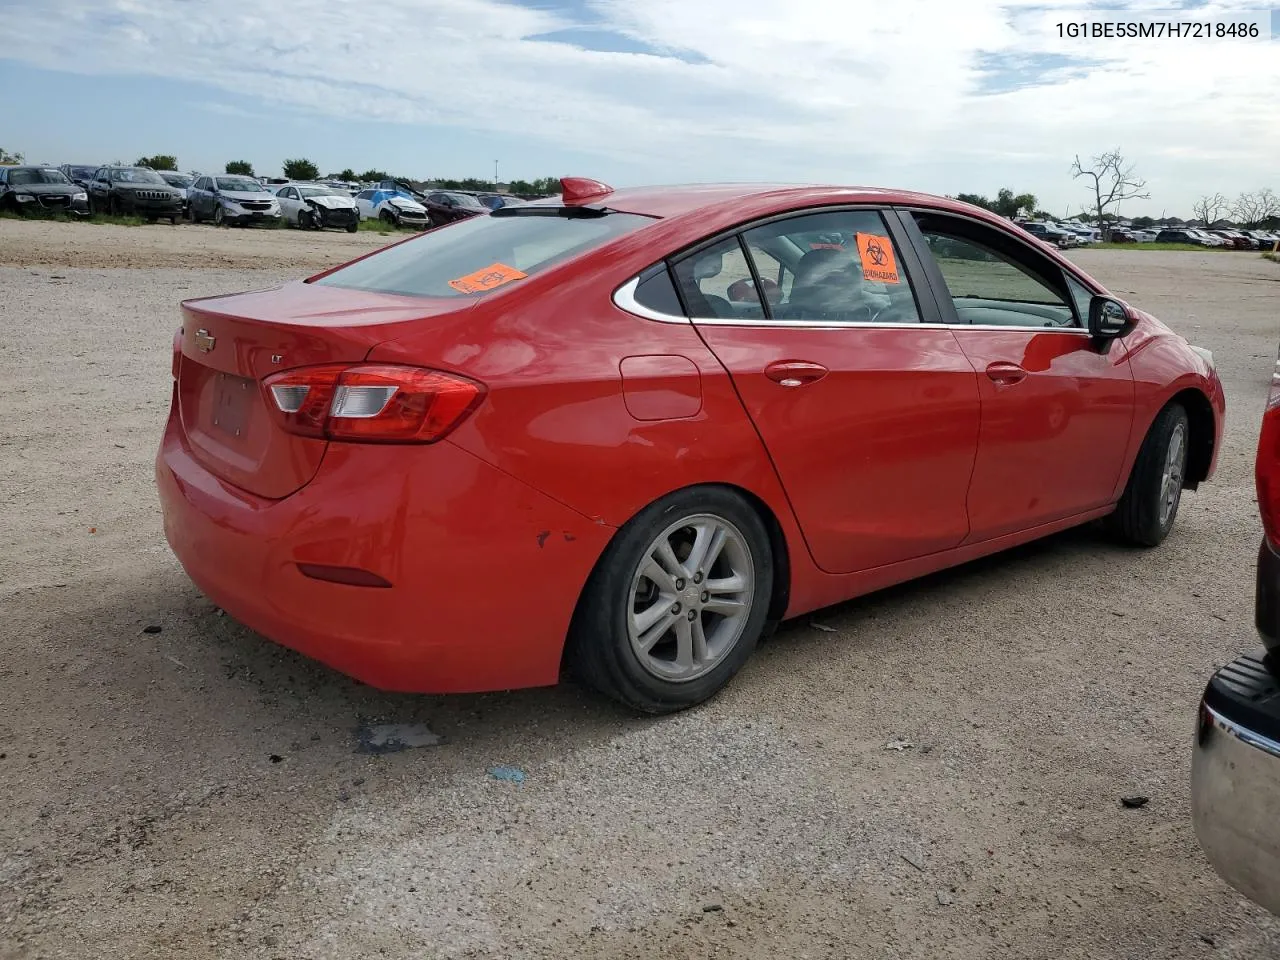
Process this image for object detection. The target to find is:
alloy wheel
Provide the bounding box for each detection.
[1159,421,1187,526]
[626,514,755,683]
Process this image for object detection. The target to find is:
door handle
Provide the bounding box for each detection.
[765,360,828,387]
[985,361,1027,386]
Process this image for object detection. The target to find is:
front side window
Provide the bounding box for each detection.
[913,213,1076,328]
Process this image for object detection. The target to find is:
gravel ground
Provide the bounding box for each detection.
[2,221,1279,959]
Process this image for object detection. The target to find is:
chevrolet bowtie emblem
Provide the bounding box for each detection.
[194,328,216,353]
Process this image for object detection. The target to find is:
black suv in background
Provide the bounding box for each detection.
[1192,349,1280,916]
[86,166,183,221]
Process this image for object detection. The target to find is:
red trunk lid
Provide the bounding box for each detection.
[176,281,468,498]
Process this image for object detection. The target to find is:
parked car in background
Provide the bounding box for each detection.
[1209,229,1260,250]
[354,187,429,228]
[274,183,360,231]
[58,164,99,189]
[0,165,89,216]
[477,193,527,210]
[86,165,183,221]
[1189,229,1229,247]
[1132,229,1159,243]
[423,190,489,227]
[187,175,282,226]
[158,171,195,212]
[1192,345,1280,916]
[1018,221,1077,248]
[1155,229,1214,246]
[156,177,1223,712]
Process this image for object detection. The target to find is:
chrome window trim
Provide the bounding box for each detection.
[612,278,1090,335]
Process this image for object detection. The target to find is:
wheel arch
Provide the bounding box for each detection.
[560,480,793,671]
[1170,387,1216,489]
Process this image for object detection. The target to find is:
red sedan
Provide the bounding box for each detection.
[156,178,1225,712]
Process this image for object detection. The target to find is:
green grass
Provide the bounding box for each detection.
[1264,252,1279,264]
[1087,242,1230,251]
[356,218,419,235]
[1,209,153,227]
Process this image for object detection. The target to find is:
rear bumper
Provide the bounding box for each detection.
[1192,653,1280,916]
[155,394,613,693]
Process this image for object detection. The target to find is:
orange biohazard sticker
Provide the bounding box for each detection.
[448,262,528,294]
[855,233,900,284]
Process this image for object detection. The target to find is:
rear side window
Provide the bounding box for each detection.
[314,210,654,298]
[743,210,921,324]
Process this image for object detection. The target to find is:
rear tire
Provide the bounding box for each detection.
[1107,403,1190,547]
[566,486,773,714]
[346,221,359,233]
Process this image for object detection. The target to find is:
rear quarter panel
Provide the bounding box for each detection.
[364,259,817,614]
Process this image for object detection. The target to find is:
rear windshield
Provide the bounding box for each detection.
[314,210,654,298]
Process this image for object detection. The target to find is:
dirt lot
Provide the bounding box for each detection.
[2,219,1279,959]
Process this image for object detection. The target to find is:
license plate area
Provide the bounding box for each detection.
[212,373,254,438]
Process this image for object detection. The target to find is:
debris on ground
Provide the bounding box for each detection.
[141,624,161,634]
[1120,795,1150,809]
[936,890,953,906]
[809,621,838,633]
[488,765,527,784]
[901,852,926,872]
[355,723,442,754]
[885,738,914,752]
[702,903,723,913]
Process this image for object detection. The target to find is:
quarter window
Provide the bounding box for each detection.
[671,237,764,319]
[913,213,1076,328]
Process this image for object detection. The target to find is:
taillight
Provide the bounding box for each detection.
[171,328,182,380]
[1258,350,1280,548]
[262,364,483,443]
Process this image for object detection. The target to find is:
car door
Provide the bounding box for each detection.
[671,207,982,575]
[190,177,208,216]
[89,168,108,205]
[277,186,298,220]
[898,208,1135,541]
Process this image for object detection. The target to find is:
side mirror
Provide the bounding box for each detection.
[1088,296,1130,340]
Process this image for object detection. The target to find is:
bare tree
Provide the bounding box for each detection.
[1070,149,1150,239]
[1232,189,1280,228]
[1192,192,1229,227]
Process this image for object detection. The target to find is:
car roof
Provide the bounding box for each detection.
[568,183,998,222]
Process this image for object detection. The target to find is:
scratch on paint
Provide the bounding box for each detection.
[536,530,550,548]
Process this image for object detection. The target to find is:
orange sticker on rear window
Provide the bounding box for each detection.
[447,262,528,295]
[855,233,900,284]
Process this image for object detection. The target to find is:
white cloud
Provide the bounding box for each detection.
[3,0,1276,212]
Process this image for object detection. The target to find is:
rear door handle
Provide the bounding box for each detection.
[985,361,1027,386]
[765,360,828,387]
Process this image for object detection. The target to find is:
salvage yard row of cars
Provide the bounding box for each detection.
[1,163,531,231]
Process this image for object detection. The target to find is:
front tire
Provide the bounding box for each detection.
[213,204,225,226]
[567,486,773,713]
[1107,403,1190,547]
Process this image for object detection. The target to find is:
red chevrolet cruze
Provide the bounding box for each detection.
[156,178,1225,712]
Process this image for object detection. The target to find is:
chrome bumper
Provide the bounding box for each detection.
[1192,678,1280,915]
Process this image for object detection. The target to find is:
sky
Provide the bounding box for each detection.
[1,0,1277,216]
